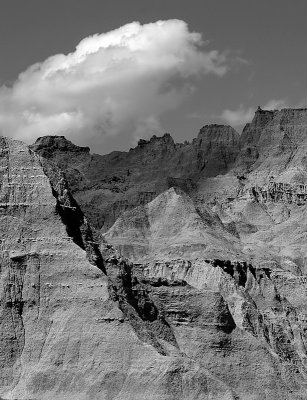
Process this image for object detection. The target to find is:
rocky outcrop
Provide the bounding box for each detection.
[0,137,247,400]
[30,126,239,231]
[30,135,90,158]
[240,107,278,148]
[250,181,307,205]
[237,107,307,183]
[0,137,107,398]
[104,187,242,262]
[192,124,240,176]
[126,257,307,399]
[103,185,307,398]
[24,106,307,399]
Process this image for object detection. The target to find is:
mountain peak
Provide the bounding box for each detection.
[193,124,239,151]
[136,132,175,147]
[30,135,90,157]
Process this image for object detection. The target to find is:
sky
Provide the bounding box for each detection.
[1,0,307,154]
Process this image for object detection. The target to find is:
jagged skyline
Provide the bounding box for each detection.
[2,30,307,396]
[1,0,307,154]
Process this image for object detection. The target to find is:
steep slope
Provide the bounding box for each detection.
[28,106,307,399]
[104,187,241,262]
[0,137,243,400]
[30,125,239,231]
[103,184,307,399]
[0,137,109,399]
[237,107,307,183]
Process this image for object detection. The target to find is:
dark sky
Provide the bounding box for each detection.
[1,0,307,153]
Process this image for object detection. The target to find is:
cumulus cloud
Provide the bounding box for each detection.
[0,19,229,152]
[263,99,288,110]
[219,99,288,127]
[219,105,254,126]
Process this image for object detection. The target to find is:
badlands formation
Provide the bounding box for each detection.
[1,107,307,399]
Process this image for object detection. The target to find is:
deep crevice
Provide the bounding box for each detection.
[37,156,106,274]
[105,257,179,355]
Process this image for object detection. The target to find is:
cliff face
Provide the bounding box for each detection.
[103,185,307,398]
[104,187,242,262]
[0,137,245,400]
[0,137,107,398]
[3,105,307,399]
[30,125,239,232]
[236,107,307,183]
[193,124,240,175]
[240,107,277,148]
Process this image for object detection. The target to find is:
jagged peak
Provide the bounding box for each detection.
[195,124,239,147]
[201,123,234,129]
[255,106,278,114]
[246,106,307,132]
[198,124,238,135]
[254,106,307,117]
[240,107,278,144]
[30,135,90,155]
[137,132,174,147]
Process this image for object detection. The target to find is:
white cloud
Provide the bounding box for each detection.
[262,99,288,110]
[219,99,288,127]
[219,105,255,126]
[0,19,229,151]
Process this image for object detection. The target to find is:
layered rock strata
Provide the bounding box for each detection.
[24,106,307,399]
[30,125,240,232]
[0,137,243,400]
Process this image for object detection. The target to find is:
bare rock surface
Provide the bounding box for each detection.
[12,106,307,398]
[104,187,242,262]
[30,125,239,232]
[0,137,242,400]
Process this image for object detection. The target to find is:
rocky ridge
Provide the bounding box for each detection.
[30,125,240,232]
[0,137,245,400]
[2,106,307,398]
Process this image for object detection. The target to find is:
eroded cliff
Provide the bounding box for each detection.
[0,137,243,400]
[30,124,239,232]
[5,106,307,399]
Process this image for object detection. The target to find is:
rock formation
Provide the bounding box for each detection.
[30,125,239,232]
[1,106,307,398]
[0,137,243,400]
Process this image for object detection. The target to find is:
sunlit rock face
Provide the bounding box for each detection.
[0,137,112,399]
[104,187,242,262]
[30,125,240,232]
[16,106,307,399]
[102,187,307,399]
[0,136,257,400]
[237,107,307,182]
